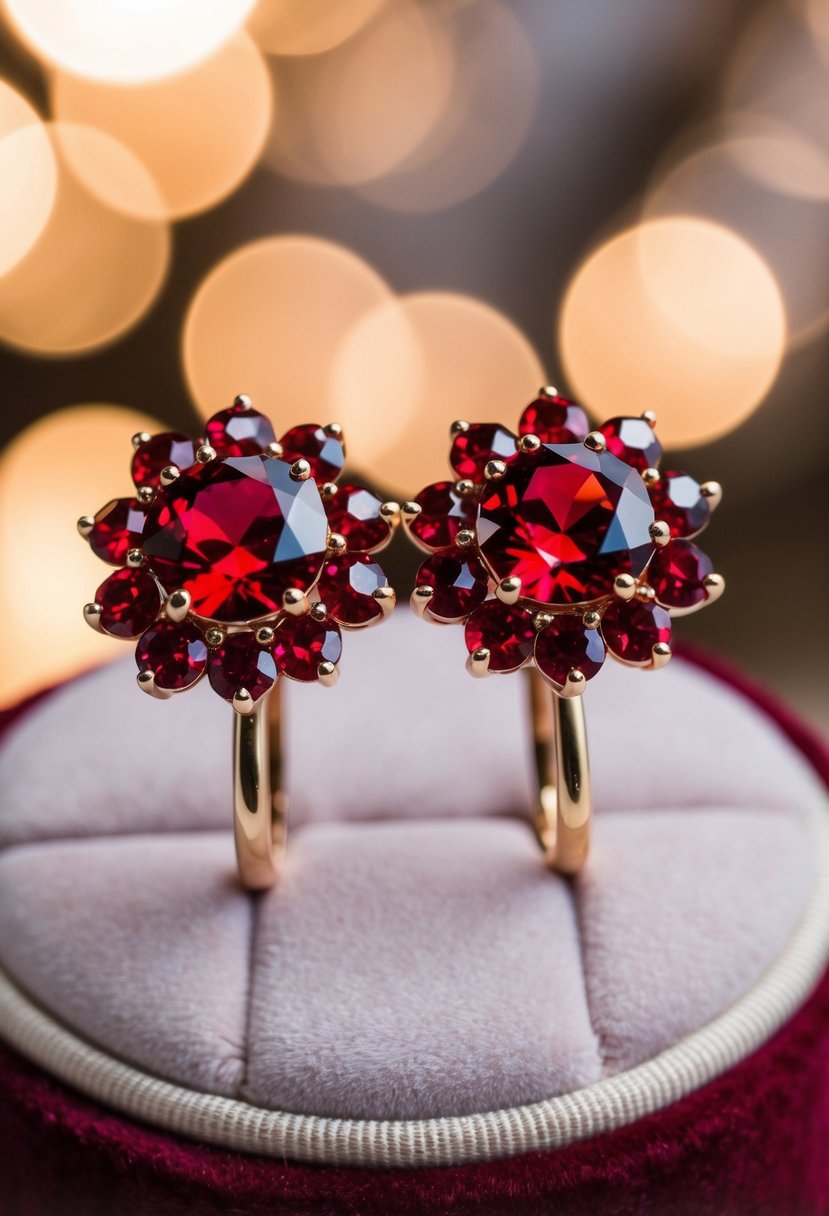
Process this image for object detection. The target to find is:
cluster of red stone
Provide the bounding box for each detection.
[407,390,721,690]
[80,400,395,703]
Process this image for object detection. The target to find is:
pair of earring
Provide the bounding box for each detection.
[79,393,723,888]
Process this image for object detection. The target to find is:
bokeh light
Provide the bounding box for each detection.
[0,80,57,276]
[183,235,393,424]
[0,404,161,708]
[559,218,786,449]
[263,0,453,186]
[0,124,169,356]
[3,0,257,84]
[51,33,272,221]
[248,0,385,57]
[333,291,545,495]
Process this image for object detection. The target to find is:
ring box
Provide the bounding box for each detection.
[0,615,827,1214]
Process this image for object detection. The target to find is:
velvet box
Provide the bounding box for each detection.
[0,614,827,1215]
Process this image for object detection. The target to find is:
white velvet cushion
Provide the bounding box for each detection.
[0,614,823,1119]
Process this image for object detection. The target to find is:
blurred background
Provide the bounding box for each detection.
[0,0,826,726]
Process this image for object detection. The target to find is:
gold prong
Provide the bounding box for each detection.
[328,531,347,556]
[234,393,252,409]
[700,480,723,511]
[484,458,507,480]
[584,431,606,452]
[379,500,400,522]
[321,481,338,501]
[323,422,343,440]
[205,626,225,647]
[136,670,172,700]
[641,410,658,429]
[137,485,155,505]
[255,625,275,646]
[583,610,601,629]
[636,583,656,602]
[159,465,180,487]
[290,458,312,481]
[77,515,95,538]
[83,602,103,632]
[309,601,328,622]
[265,441,283,459]
[703,572,725,604]
[317,660,339,687]
[454,479,476,497]
[132,431,151,450]
[401,501,422,521]
[195,443,217,464]
[517,434,542,454]
[126,548,145,568]
[539,384,559,397]
[533,611,553,631]
[559,669,586,698]
[232,688,255,715]
[456,528,475,548]
[651,642,672,669]
[613,573,636,600]
[372,586,396,618]
[165,589,191,623]
[283,588,309,615]
[641,467,660,487]
[496,576,522,605]
[450,419,470,438]
[649,520,671,547]
[466,647,491,678]
[411,585,434,619]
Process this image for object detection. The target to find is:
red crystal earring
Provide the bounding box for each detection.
[78,395,398,889]
[403,387,724,873]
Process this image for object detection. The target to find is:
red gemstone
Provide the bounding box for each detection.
[205,402,276,457]
[324,482,388,552]
[478,444,654,604]
[409,481,477,550]
[534,614,605,687]
[142,456,328,622]
[280,423,345,482]
[136,619,207,690]
[647,471,710,538]
[273,614,342,681]
[648,540,713,609]
[464,600,535,672]
[316,554,386,626]
[88,498,146,566]
[131,432,196,489]
[95,568,161,638]
[416,551,489,622]
[599,416,662,472]
[450,423,517,481]
[208,631,277,703]
[519,394,589,445]
[601,599,671,665]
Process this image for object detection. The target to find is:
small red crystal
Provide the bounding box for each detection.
[599,416,662,472]
[464,600,535,672]
[88,498,146,566]
[280,423,345,482]
[647,471,710,538]
[450,423,517,481]
[131,432,195,489]
[205,402,276,457]
[416,551,489,622]
[135,619,208,690]
[518,394,589,445]
[648,540,713,609]
[95,568,161,638]
[273,614,342,681]
[316,554,386,626]
[208,631,277,703]
[324,483,388,552]
[601,599,671,665]
[534,614,605,686]
[409,481,477,550]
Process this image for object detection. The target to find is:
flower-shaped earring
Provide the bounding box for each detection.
[403,387,723,873]
[78,395,398,888]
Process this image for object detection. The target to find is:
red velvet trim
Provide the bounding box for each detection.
[1,650,828,1215]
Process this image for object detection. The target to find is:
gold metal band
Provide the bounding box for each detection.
[233,683,286,890]
[528,669,591,873]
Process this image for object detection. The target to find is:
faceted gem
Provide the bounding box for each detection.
[205,402,276,457]
[142,455,328,623]
[477,443,655,604]
[464,600,535,672]
[450,423,517,481]
[316,554,386,626]
[131,432,196,489]
[208,631,277,703]
[324,482,388,551]
[598,416,662,473]
[601,599,671,665]
[135,619,208,690]
[409,481,477,550]
[95,568,161,638]
[648,540,713,610]
[273,614,342,681]
[416,550,489,622]
[535,614,606,687]
[518,394,589,445]
[647,471,710,538]
[280,423,345,482]
[88,498,146,566]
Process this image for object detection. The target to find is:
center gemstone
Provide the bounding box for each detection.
[476,444,655,604]
[142,456,329,622]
